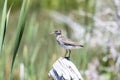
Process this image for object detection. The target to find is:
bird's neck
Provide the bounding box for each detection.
[56,34,62,40]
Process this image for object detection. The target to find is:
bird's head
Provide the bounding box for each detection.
[50,29,61,36]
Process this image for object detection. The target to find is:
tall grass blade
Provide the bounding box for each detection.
[9,0,30,79]
[6,4,13,26]
[1,2,12,51]
[0,0,7,55]
[0,0,12,79]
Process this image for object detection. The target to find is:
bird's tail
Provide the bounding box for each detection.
[79,45,84,47]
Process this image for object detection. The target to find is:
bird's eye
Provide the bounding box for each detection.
[55,31,58,33]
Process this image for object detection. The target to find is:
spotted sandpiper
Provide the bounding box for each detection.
[51,29,83,58]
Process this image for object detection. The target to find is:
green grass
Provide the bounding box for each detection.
[0,0,7,80]
[9,0,30,79]
[0,0,7,55]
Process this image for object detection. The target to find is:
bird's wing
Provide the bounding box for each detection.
[59,36,83,47]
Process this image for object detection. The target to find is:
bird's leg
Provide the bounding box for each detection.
[64,49,68,57]
[68,49,71,58]
[64,49,71,60]
[64,49,70,60]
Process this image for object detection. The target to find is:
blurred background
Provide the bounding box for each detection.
[0,0,120,80]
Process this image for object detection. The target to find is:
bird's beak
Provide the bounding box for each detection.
[50,32,55,35]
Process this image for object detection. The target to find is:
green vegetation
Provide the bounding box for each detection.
[0,0,120,80]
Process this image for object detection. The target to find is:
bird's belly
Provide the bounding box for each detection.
[64,45,81,49]
[64,45,75,49]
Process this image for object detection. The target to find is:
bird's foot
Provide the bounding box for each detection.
[64,57,70,60]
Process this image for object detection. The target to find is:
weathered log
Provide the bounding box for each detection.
[48,57,83,80]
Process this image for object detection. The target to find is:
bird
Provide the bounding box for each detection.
[50,29,83,58]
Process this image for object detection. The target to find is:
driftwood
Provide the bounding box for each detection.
[48,57,83,80]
